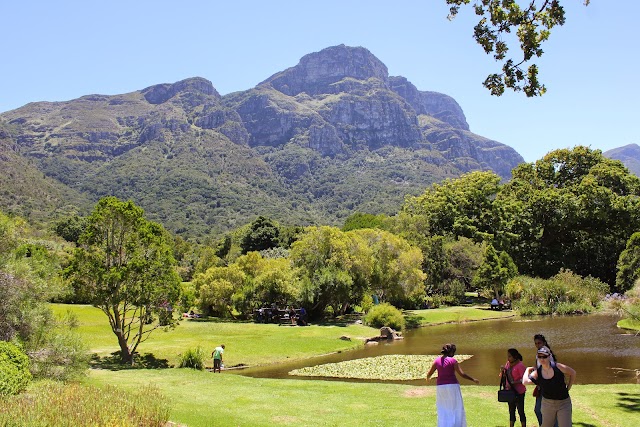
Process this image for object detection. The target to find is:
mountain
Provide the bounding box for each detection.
[604,144,640,176]
[0,45,524,237]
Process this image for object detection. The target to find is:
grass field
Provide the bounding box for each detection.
[50,304,380,368]
[618,318,640,332]
[406,305,515,327]
[49,304,639,427]
[84,369,640,427]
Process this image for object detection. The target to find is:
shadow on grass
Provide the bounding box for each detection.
[90,351,171,370]
[573,423,598,427]
[617,391,640,412]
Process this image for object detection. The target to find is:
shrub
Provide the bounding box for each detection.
[507,270,608,315]
[179,346,206,370]
[0,341,32,396]
[363,303,405,330]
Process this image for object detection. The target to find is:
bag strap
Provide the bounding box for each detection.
[499,372,507,390]
[500,367,516,390]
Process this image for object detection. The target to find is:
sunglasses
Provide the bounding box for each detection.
[537,354,549,359]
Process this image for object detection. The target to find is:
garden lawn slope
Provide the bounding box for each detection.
[86,369,640,427]
[51,304,379,367]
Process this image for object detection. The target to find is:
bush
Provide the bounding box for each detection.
[179,346,206,370]
[27,310,89,381]
[363,303,405,331]
[507,270,608,315]
[0,341,32,396]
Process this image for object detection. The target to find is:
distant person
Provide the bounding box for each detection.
[533,334,558,427]
[298,306,307,326]
[427,343,479,427]
[212,344,225,373]
[501,348,527,427]
[523,346,576,427]
[491,298,500,310]
[288,306,297,325]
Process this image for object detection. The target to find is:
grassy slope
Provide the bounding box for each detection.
[85,369,640,427]
[406,306,515,326]
[618,318,640,332]
[51,304,379,368]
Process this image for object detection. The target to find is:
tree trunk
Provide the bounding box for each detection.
[116,331,134,365]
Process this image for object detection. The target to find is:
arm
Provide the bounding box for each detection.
[522,366,537,386]
[454,362,480,384]
[426,362,437,382]
[556,362,576,391]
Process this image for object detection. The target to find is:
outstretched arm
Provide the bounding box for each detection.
[426,362,437,382]
[455,362,479,384]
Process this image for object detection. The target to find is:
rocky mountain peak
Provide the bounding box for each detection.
[142,77,219,104]
[263,45,389,96]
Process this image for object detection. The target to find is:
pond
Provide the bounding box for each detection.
[237,313,640,385]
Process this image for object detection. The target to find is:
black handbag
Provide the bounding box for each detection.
[498,371,517,403]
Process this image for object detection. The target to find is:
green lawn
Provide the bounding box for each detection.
[618,318,640,332]
[84,368,640,427]
[405,306,515,326]
[51,304,380,368]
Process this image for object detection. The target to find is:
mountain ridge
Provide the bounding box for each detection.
[0,44,524,236]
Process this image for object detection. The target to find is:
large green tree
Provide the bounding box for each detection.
[616,232,640,294]
[498,146,640,286]
[348,228,426,306]
[66,197,181,364]
[446,0,590,96]
[290,226,372,318]
[402,171,503,244]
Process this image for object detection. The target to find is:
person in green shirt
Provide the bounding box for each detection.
[212,344,225,373]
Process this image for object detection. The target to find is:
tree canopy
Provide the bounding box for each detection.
[446,0,590,96]
[65,197,181,364]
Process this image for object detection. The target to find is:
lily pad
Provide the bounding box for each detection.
[289,354,473,381]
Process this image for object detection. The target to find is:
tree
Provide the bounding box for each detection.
[498,146,640,286]
[193,264,246,317]
[446,0,590,96]
[65,197,181,364]
[402,171,502,243]
[473,243,517,298]
[616,232,640,294]
[348,228,425,307]
[53,214,87,243]
[290,226,372,318]
[240,216,281,254]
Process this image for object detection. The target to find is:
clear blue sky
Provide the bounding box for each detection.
[1,1,637,162]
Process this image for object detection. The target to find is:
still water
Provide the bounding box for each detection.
[237,313,639,385]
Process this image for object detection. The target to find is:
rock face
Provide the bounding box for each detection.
[266,45,389,96]
[389,76,469,130]
[0,44,525,235]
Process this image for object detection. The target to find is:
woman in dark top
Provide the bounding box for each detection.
[523,346,576,427]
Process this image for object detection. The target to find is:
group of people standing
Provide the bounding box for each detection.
[427,334,576,427]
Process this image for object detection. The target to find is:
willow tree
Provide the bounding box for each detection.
[66,197,181,364]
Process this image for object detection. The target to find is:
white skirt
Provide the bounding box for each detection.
[436,383,467,427]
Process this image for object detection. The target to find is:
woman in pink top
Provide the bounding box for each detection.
[427,343,480,427]
[501,348,527,427]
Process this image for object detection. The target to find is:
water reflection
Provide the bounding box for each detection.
[238,313,639,385]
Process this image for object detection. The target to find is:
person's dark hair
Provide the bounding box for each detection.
[441,343,456,357]
[507,348,523,361]
[533,334,557,361]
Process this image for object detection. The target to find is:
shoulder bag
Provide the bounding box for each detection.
[498,370,517,403]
